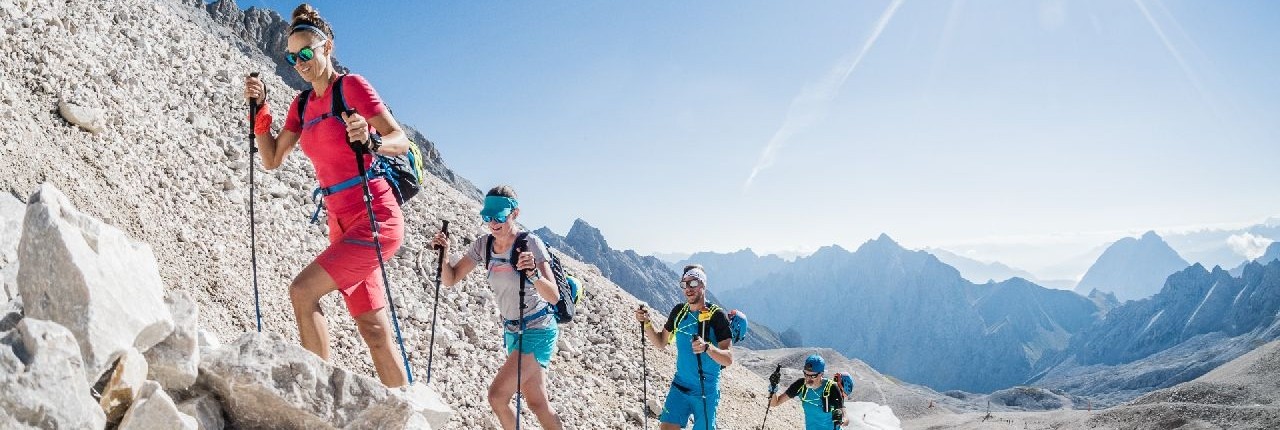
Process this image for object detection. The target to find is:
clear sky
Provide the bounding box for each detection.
[252,1,1280,275]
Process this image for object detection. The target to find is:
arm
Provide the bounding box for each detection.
[244,74,300,170]
[431,231,477,287]
[339,74,410,156]
[770,379,804,407]
[634,305,674,350]
[699,310,734,366]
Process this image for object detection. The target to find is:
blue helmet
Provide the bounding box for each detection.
[836,372,855,395]
[804,354,826,374]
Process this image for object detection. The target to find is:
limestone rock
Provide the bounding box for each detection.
[144,290,199,391]
[58,98,105,134]
[1,192,22,305]
[0,318,106,429]
[98,348,148,423]
[176,392,226,430]
[118,381,197,430]
[17,183,174,382]
[198,332,443,429]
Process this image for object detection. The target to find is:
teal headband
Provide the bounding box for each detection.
[481,196,518,216]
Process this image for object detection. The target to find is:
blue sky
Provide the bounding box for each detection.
[252,1,1280,276]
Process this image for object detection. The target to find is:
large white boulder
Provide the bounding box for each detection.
[0,318,107,429]
[16,183,174,382]
[198,332,450,429]
[118,381,197,430]
[144,290,200,391]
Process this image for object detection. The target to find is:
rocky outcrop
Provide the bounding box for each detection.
[143,290,200,391]
[17,184,174,382]
[118,381,197,430]
[0,318,106,429]
[98,347,149,423]
[199,331,452,429]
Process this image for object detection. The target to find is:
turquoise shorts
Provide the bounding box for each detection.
[503,321,559,368]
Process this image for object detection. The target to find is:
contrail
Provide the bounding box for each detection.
[743,0,905,192]
[1134,0,1216,114]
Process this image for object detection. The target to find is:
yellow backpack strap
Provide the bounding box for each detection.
[668,304,689,344]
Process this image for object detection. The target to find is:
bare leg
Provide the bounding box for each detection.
[518,359,562,430]
[289,262,339,360]
[488,350,522,430]
[354,307,408,387]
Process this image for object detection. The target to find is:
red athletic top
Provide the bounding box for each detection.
[284,74,393,215]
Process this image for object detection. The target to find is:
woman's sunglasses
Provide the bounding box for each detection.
[284,45,322,66]
[681,279,703,289]
[482,214,509,224]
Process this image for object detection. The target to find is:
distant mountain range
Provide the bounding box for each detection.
[1230,241,1280,276]
[670,249,790,293]
[1032,260,1280,406]
[533,219,788,350]
[926,248,1076,290]
[1073,231,1189,302]
[721,234,1101,393]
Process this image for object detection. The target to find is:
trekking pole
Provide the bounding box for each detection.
[425,220,449,384]
[831,408,844,430]
[760,365,781,430]
[514,238,530,430]
[247,71,263,333]
[695,311,711,430]
[640,305,649,429]
[347,122,414,384]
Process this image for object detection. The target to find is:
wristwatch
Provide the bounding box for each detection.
[527,269,541,281]
[367,134,383,152]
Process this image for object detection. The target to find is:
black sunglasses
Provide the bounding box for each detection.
[804,371,822,378]
[284,44,322,66]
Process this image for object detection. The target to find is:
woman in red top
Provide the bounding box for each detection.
[243,4,411,387]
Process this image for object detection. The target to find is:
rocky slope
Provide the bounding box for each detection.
[0,0,802,427]
[906,339,1280,429]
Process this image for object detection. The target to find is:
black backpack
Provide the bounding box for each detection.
[486,232,583,324]
[296,74,425,205]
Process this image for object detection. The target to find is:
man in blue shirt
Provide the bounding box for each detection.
[769,355,849,430]
[635,265,734,430]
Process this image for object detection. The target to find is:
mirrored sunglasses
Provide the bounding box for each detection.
[284,45,320,66]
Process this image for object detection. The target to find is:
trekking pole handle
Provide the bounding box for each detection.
[434,220,450,250]
[248,72,261,104]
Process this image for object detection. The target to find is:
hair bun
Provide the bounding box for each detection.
[289,3,333,39]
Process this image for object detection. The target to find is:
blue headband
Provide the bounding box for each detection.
[291,24,328,41]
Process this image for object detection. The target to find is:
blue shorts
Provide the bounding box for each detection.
[660,382,719,429]
[503,322,558,368]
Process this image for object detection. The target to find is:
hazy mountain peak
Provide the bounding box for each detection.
[854,233,903,255]
[1074,231,1190,301]
[565,218,609,250]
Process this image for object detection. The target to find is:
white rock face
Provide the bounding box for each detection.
[58,98,105,134]
[399,382,455,429]
[16,183,174,382]
[0,318,106,429]
[1,192,22,305]
[118,380,198,430]
[176,392,226,430]
[99,347,149,423]
[144,290,200,391]
[199,331,448,429]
